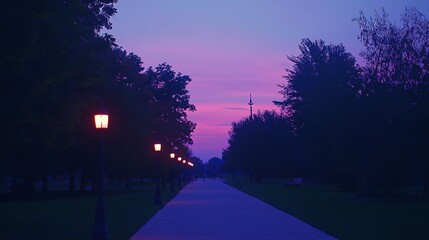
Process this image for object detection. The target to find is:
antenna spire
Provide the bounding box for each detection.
[248,94,254,120]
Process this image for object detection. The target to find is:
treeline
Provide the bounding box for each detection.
[0,1,196,193]
[223,8,429,195]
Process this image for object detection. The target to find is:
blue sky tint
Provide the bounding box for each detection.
[107,0,429,161]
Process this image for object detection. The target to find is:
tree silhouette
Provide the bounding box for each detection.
[0,1,198,193]
[224,7,429,195]
[223,111,296,181]
[0,0,118,193]
[275,39,361,188]
[145,63,196,149]
[355,7,429,195]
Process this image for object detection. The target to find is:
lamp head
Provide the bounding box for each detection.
[154,143,162,152]
[94,106,109,129]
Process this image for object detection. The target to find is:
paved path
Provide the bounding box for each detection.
[130,179,337,240]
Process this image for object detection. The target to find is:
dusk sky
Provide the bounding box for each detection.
[107,0,429,161]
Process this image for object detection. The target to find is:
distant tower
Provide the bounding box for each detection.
[248,94,254,120]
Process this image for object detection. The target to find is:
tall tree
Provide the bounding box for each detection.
[145,63,197,149]
[275,39,361,187]
[0,0,117,192]
[355,7,429,194]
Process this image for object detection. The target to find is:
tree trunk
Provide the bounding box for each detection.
[422,166,429,197]
[255,174,262,183]
[11,174,18,193]
[42,173,48,193]
[69,173,75,192]
[23,174,35,194]
[90,177,96,192]
[80,172,85,192]
[162,177,166,190]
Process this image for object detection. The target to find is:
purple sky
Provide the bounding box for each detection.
[107,0,429,162]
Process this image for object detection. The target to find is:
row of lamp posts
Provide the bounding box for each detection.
[153,142,195,205]
[90,107,194,240]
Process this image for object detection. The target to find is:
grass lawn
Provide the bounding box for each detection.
[0,184,179,240]
[227,179,429,240]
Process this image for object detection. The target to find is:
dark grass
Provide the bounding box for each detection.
[0,184,180,240]
[226,178,429,240]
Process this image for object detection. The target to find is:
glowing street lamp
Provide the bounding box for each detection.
[188,162,195,182]
[154,142,162,205]
[154,143,161,152]
[94,114,109,129]
[182,160,187,164]
[91,107,109,240]
[170,153,175,159]
[177,157,182,162]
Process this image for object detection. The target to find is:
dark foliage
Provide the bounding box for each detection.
[225,8,429,195]
[0,1,196,193]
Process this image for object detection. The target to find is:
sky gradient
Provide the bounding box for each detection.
[107,0,429,161]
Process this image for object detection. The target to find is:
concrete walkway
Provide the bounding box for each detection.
[130,179,337,240]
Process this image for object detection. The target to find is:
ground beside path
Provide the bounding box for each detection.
[130,179,337,240]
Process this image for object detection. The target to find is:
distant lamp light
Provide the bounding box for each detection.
[178,157,182,162]
[94,107,109,129]
[188,162,194,167]
[182,160,186,164]
[154,143,162,152]
[170,153,175,159]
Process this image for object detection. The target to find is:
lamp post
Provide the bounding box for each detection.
[177,157,183,189]
[92,107,109,240]
[154,143,162,205]
[169,153,176,192]
[187,162,195,181]
[182,160,188,183]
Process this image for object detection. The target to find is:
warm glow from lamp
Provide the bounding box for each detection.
[178,157,182,162]
[188,162,194,167]
[170,153,175,159]
[154,143,162,152]
[182,160,186,164]
[94,114,109,129]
